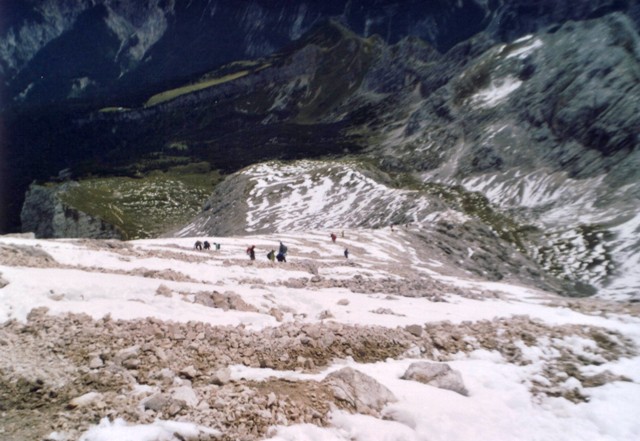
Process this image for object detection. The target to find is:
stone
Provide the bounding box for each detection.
[115,345,140,362]
[401,362,469,396]
[324,367,397,416]
[267,392,277,407]
[143,393,169,412]
[210,367,231,385]
[67,392,103,409]
[88,356,104,369]
[156,284,172,297]
[179,365,198,379]
[122,358,140,369]
[171,385,199,408]
[405,324,423,337]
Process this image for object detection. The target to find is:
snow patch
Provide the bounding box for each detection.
[471,77,522,108]
[506,38,543,59]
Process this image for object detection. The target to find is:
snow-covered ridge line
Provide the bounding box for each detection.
[178,160,466,238]
[244,160,435,232]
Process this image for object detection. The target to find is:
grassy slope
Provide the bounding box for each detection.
[59,168,222,239]
[144,71,251,107]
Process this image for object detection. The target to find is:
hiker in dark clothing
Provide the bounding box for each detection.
[203,241,211,250]
[194,240,203,250]
[247,245,256,261]
[278,241,288,256]
[276,252,286,262]
[344,248,349,259]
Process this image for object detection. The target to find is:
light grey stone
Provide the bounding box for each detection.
[324,367,397,416]
[143,393,169,412]
[170,385,199,408]
[401,362,469,396]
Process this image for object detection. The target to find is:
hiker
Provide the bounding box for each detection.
[330,233,337,243]
[276,252,286,262]
[278,241,288,256]
[203,241,211,250]
[246,245,256,261]
[267,250,275,262]
[215,243,221,251]
[194,240,203,250]
[344,248,349,259]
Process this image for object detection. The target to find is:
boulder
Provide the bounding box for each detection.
[143,393,169,412]
[170,385,199,408]
[401,362,468,396]
[324,367,397,416]
[67,392,103,409]
[209,367,231,385]
[405,324,423,337]
[179,365,198,379]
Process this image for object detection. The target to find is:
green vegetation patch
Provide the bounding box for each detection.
[145,70,250,107]
[98,107,131,112]
[59,166,222,239]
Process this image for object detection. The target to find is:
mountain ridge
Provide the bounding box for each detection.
[3,7,640,299]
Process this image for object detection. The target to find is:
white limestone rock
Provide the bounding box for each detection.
[401,362,469,396]
[324,367,397,416]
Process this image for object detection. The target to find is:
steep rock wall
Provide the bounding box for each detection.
[20,183,122,239]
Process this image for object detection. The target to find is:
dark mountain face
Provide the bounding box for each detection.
[2,0,638,109]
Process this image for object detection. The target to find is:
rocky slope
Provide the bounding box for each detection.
[0,232,638,440]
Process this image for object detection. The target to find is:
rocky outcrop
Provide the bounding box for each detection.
[20,183,122,239]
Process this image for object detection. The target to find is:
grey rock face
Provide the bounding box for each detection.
[520,14,640,169]
[401,362,469,396]
[20,183,122,239]
[5,0,637,107]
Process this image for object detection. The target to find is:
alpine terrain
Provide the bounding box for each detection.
[1,1,640,439]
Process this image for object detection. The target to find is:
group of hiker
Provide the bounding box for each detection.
[248,241,288,262]
[194,233,349,261]
[194,240,220,251]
